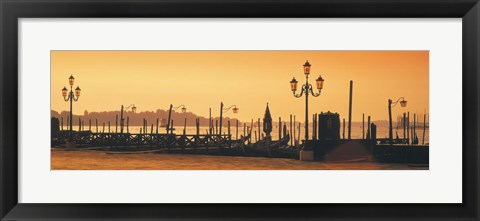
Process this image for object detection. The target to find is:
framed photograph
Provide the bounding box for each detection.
[1,0,478,220]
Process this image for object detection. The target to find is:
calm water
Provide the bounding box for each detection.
[70,125,429,144]
[53,125,429,170]
[51,149,428,170]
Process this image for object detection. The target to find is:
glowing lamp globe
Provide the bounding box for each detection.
[290,77,298,91]
[62,87,68,97]
[303,60,311,75]
[316,75,324,90]
[75,86,81,97]
[69,75,75,86]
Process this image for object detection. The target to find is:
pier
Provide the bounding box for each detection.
[53,131,235,149]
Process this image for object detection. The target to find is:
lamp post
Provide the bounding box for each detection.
[120,104,136,134]
[62,75,81,143]
[290,60,325,142]
[219,102,239,136]
[166,104,187,134]
[388,97,407,144]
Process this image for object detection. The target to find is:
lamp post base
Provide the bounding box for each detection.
[299,150,314,161]
[65,141,76,149]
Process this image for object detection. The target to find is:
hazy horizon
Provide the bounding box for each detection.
[51,50,429,123]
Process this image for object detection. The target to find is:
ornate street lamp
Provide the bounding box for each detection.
[165,104,187,134]
[218,102,238,136]
[388,97,407,143]
[62,75,81,144]
[290,60,325,142]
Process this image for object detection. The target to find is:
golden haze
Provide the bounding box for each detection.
[51,51,429,122]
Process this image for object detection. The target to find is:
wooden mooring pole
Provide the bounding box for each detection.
[115,114,118,133]
[61,117,64,130]
[342,118,346,139]
[219,102,224,136]
[367,116,371,140]
[362,113,365,139]
[279,117,282,140]
[249,119,254,143]
[228,120,231,140]
[243,123,246,137]
[89,119,91,131]
[183,118,187,135]
[209,108,212,135]
[293,115,296,145]
[413,113,417,144]
[403,112,406,140]
[422,114,426,145]
[196,118,200,135]
[236,120,239,140]
[348,80,353,140]
[290,114,293,146]
[407,112,410,144]
[297,123,301,145]
[167,104,173,134]
[95,119,98,133]
[257,118,261,141]
[120,105,124,134]
[126,117,129,133]
[388,99,393,144]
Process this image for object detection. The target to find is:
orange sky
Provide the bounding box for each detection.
[51,51,429,122]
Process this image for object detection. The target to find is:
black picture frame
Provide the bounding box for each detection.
[1,0,479,220]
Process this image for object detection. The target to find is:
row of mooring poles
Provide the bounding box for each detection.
[397,112,429,145]
[60,116,133,134]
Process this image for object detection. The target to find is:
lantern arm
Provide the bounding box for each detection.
[63,92,70,102]
[222,105,237,113]
[172,104,186,111]
[391,97,406,107]
[62,85,72,102]
[124,104,136,111]
[72,93,80,102]
[308,84,321,97]
[293,84,306,98]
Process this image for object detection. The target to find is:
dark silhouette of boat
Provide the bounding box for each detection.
[244,134,295,158]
